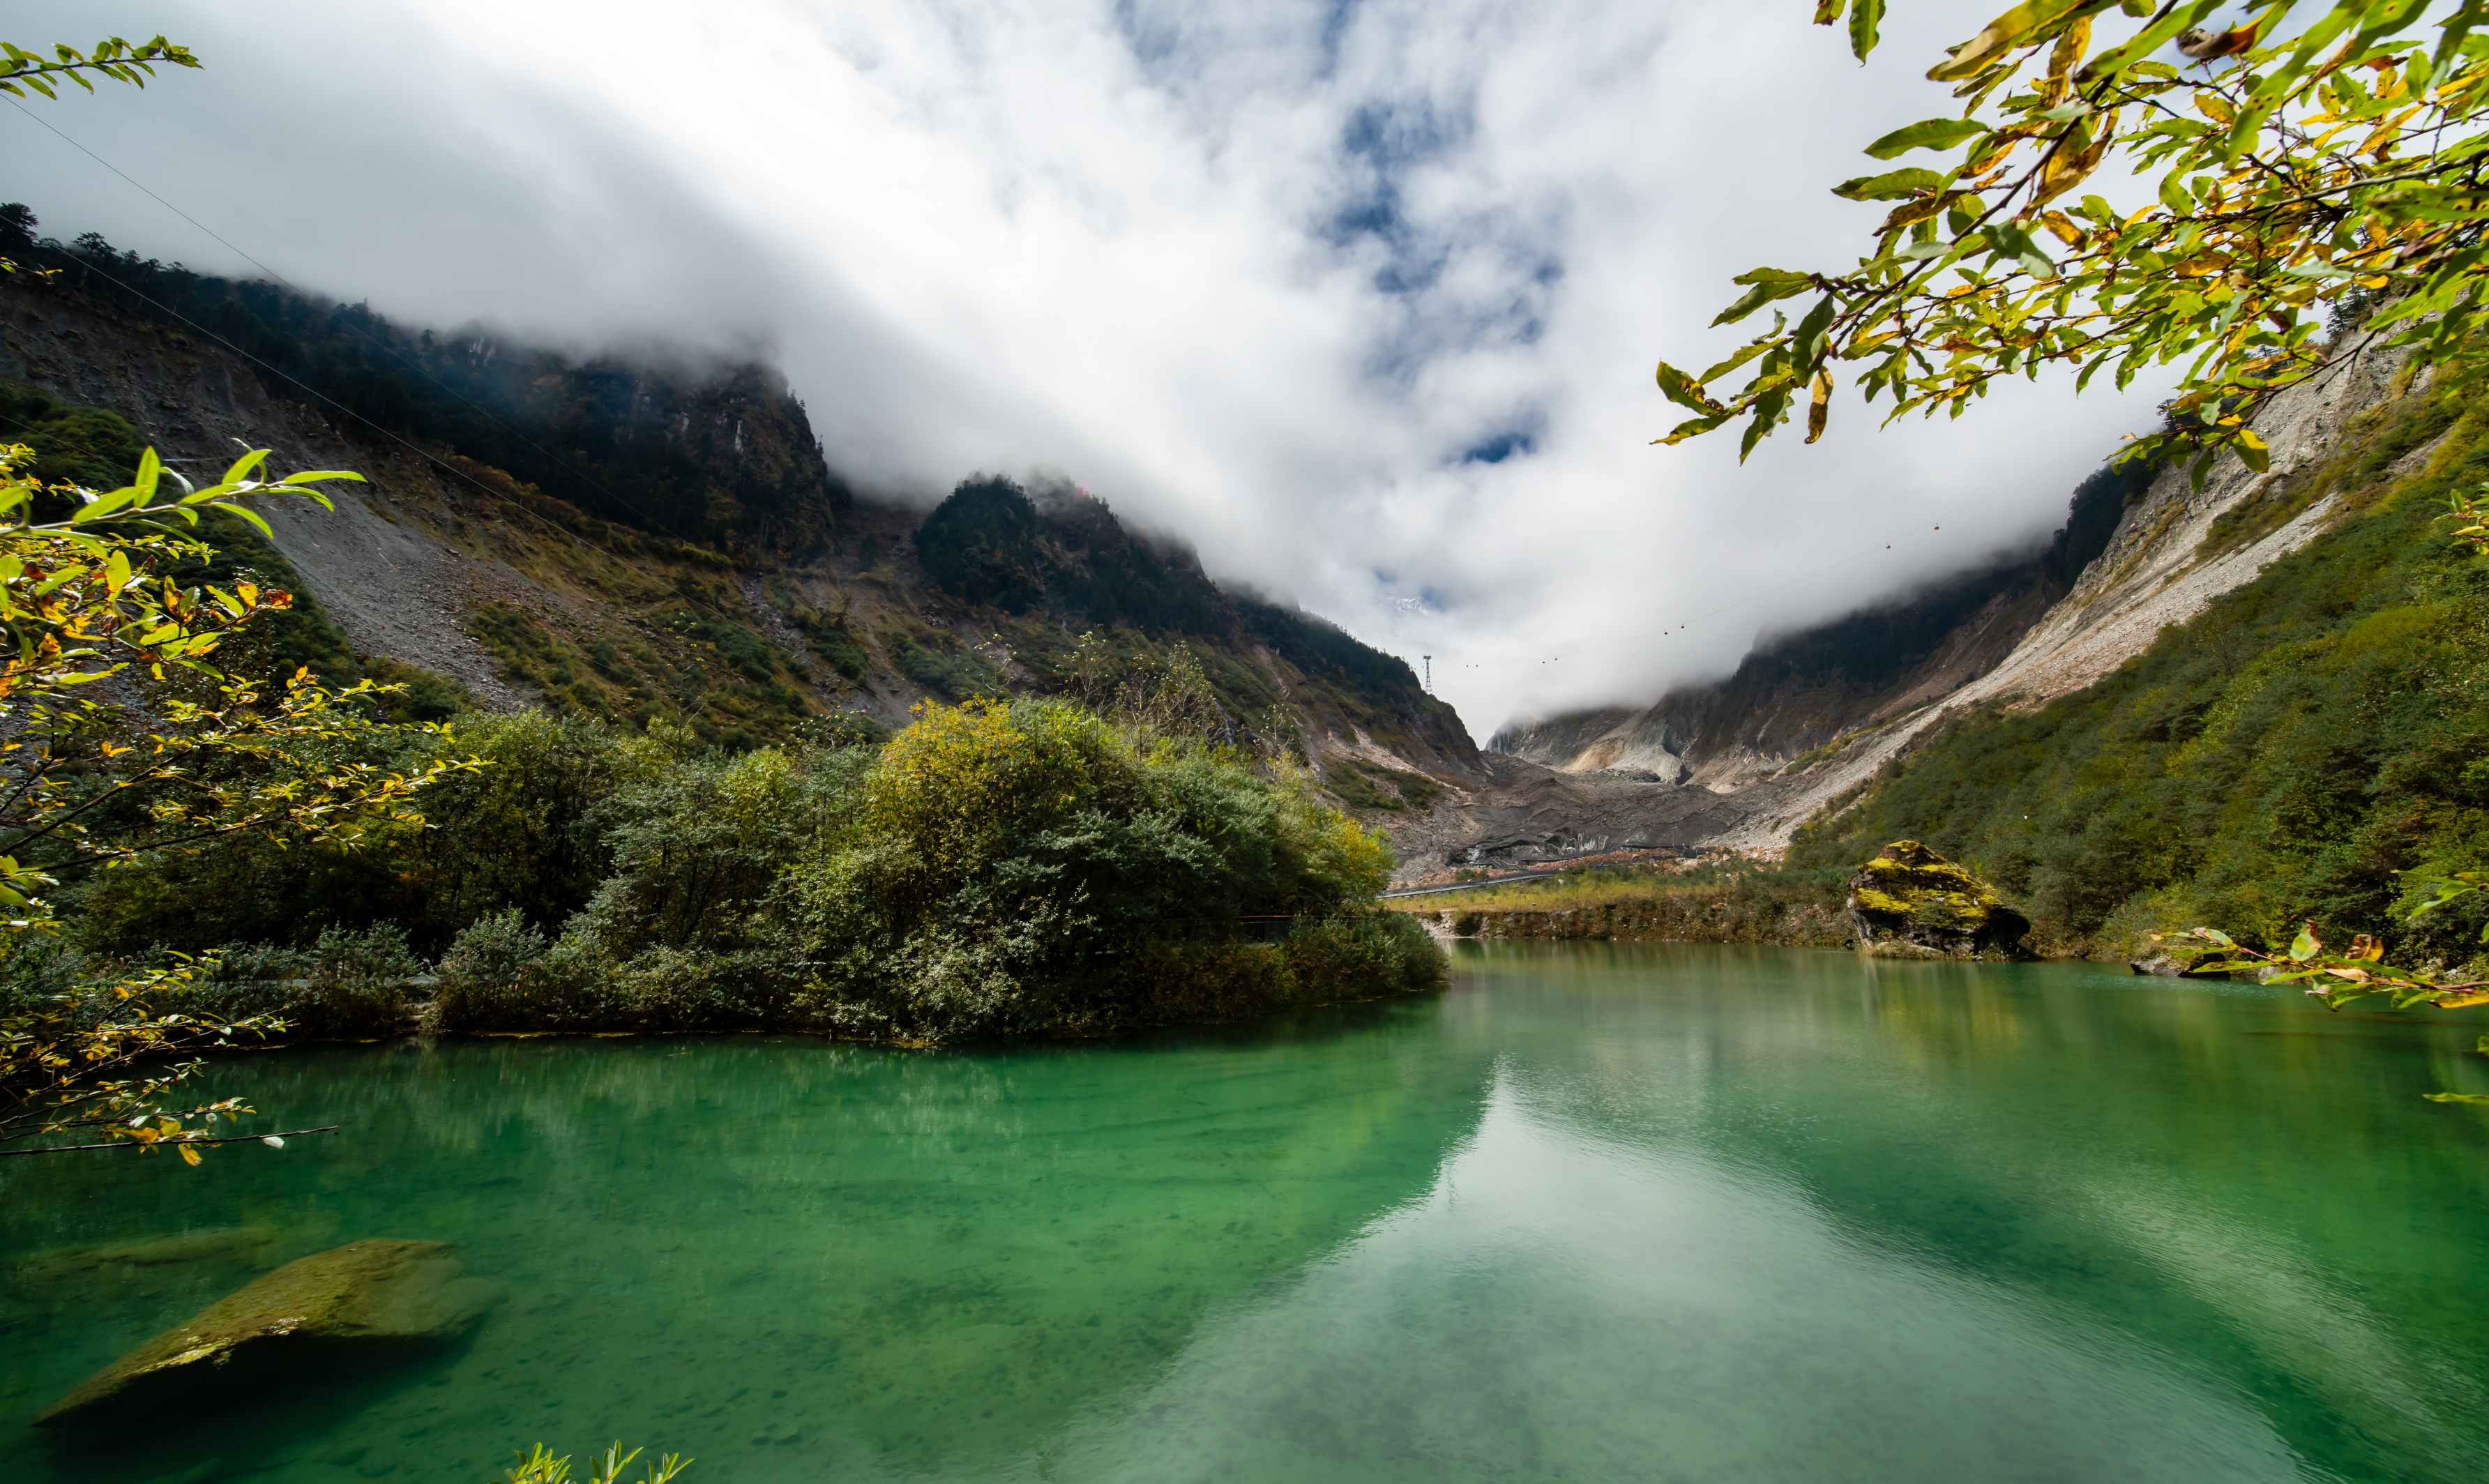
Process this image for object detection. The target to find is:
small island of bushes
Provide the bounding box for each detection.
[27,698,1444,1047]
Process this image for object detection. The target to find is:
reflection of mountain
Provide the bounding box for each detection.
[1471,946,2489,1481]
[1040,1071,2294,1482]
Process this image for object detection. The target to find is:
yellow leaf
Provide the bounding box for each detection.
[1805,370,1833,444]
[179,1143,202,1166]
[1930,0,2093,82]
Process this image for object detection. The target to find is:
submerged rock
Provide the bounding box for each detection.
[15,1226,275,1284]
[36,1238,499,1430]
[1846,840,2031,959]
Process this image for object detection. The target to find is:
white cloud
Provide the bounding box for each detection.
[1,0,2174,736]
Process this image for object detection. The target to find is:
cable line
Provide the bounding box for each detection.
[6,96,709,542]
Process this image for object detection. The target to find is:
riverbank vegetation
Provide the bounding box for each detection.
[28,698,1440,1050]
[1391,862,1852,948]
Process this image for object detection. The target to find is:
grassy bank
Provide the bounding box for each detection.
[1389,865,1854,948]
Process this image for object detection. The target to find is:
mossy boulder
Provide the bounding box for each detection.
[1846,840,2030,959]
[36,1238,499,1430]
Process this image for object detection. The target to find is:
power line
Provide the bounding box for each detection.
[1,99,846,715]
[3,96,698,543]
[16,241,834,725]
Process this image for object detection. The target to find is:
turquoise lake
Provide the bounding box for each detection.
[8,941,2489,1483]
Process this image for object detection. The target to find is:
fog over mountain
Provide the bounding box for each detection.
[2,0,2174,734]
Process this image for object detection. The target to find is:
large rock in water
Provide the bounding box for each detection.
[1846,840,2031,959]
[36,1238,498,1429]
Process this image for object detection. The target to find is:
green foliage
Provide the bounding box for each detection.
[0,381,147,490]
[1063,631,1228,737]
[0,36,197,101]
[891,629,1002,702]
[497,1441,688,1484]
[1324,757,1443,812]
[1790,395,2489,964]
[1662,4,2489,472]
[915,476,1227,633]
[469,604,812,748]
[787,599,870,679]
[916,476,1048,612]
[160,924,424,1040]
[1397,862,1854,948]
[0,380,423,695]
[84,699,1437,1045]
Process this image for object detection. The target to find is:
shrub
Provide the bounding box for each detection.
[435,908,548,999]
[167,924,425,1040]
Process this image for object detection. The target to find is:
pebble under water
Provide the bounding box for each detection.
[7,941,2489,1483]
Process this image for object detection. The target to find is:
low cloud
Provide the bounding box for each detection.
[4,0,2172,735]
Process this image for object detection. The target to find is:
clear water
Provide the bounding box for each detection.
[8,942,2489,1484]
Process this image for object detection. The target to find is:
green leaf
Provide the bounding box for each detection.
[1833,167,1944,201]
[210,501,273,537]
[1654,361,1721,414]
[1713,275,1811,327]
[219,447,271,486]
[2289,924,2320,962]
[1697,340,1773,386]
[1849,0,1884,61]
[2423,1091,2489,1105]
[1864,118,1988,160]
[1739,414,1772,464]
[1792,296,1838,370]
[1656,412,1730,446]
[70,485,144,523]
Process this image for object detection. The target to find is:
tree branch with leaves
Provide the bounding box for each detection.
[0,36,197,100]
[0,444,482,1159]
[1658,1,2489,483]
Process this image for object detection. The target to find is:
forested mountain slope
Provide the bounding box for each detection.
[0,217,1474,800]
[1784,349,2489,962]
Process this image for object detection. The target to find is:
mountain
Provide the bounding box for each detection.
[0,218,1475,796]
[1437,321,2488,967]
[1381,327,2428,886]
[1490,462,2144,792]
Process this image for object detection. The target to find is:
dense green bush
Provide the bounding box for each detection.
[149,699,1443,1045]
[151,925,425,1040]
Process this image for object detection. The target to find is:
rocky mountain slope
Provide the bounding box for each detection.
[1435,330,2426,872]
[0,257,1475,793]
[1490,462,2138,792]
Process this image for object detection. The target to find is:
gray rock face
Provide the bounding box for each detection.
[36,1238,499,1429]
